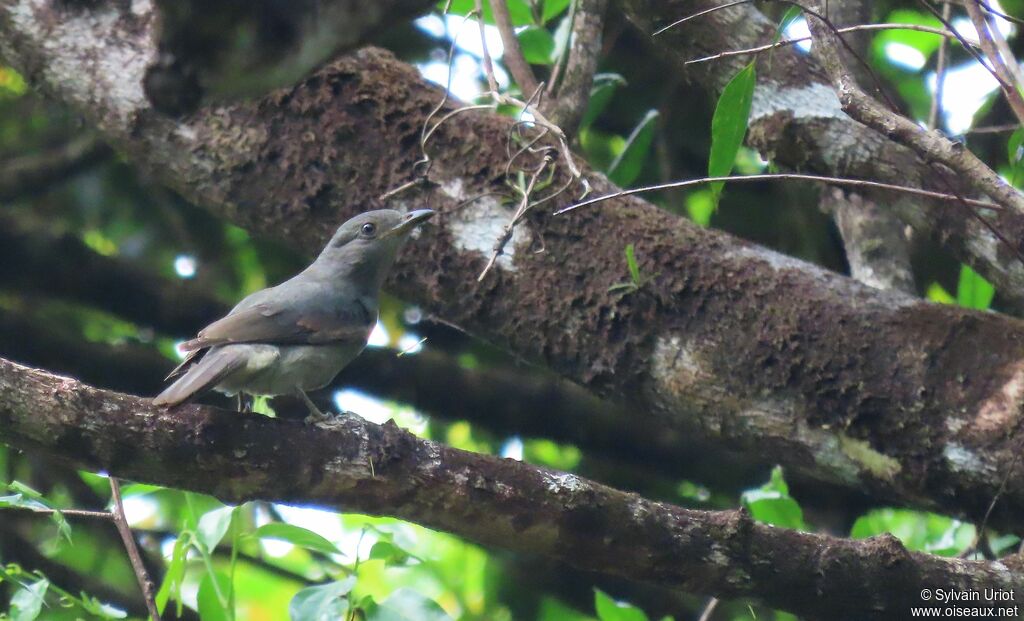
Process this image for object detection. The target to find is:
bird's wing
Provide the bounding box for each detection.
[180,301,373,352]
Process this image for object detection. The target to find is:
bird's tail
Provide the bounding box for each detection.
[153,348,244,407]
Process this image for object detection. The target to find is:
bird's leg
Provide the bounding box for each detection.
[236,394,252,413]
[299,389,331,423]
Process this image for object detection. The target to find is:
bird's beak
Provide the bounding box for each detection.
[385,209,435,238]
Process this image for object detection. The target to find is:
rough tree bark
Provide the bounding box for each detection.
[1,0,1023,531]
[0,358,1020,621]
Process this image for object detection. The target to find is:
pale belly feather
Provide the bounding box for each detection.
[212,342,363,397]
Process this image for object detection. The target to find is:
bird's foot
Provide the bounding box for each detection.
[298,390,335,424]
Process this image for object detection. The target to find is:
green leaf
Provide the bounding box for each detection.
[709,62,756,201]
[368,541,412,566]
[851,508,975,557]
[442,0,534,26]
[542,0,571,22]
[926,282,955,304]
[956,264,995,310]
[608,110,659,186]
[740,466,806,530]
[11,577,48,621]
[1008,126,1024,186]
[686,189,715,227]
[624,244,641,285]
[252,523,343,556]
[594,589,649,621]
[518,26,556,65]
[197,570,232,621]
[156,535,189,615]
[197,505,236,552]
[365,588,454,621]
[580,73,626,130]
[289,577,356,621]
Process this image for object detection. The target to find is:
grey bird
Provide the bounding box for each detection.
[153,208,434,418]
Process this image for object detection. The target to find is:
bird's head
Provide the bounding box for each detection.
[314,208,434,290]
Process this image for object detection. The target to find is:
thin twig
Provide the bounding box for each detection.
[652,0,753,36]
[109,477,160,621]
[479,154,552,281]
[698,597,720,621]
[971,449,1022,559]
[928,2,952,130]
[2,505,113,520]
[685,23,972,66]
[488,0,540,96]
[981,0,1024,91]
[963,0,1024,125]
[553,172,1003,215]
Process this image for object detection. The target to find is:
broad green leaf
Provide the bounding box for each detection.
[518,26,556,65]
[740,466,806,530]
[542,0,571,22]
[197,505,236,552]
[197,570,232,621]
[709,62,756,201]
[956,264,995,310]
[594,589,649,621]
[580,74,626,130]
[368,541,411,566]
[252,523,343,556]
[608,110,659,186]
[11,577,48,621]
[365,588,454,621]
[625,244,641,285]
[289,577,356,621]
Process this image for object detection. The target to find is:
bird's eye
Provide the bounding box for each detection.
[361,222,377,237]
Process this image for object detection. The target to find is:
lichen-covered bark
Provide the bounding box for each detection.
[1,358,1020,621]
[1,0,1024,531]
[618,0,1024,310]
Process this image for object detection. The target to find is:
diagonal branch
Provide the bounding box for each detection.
[487,0,540,96]
[0,357,1021,621]
[546,0,609,136]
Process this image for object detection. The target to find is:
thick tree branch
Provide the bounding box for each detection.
[0,358,1020,621]
[621,0,1024,309]
[143,0,436,113]
[0,134,111,201]
[820,186,915,293]
[0,213,226,335]
[2,0,1024,531]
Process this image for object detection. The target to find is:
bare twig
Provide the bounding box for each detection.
[554,172,1003,215]
[109,477,160,621]
[972,450,1022,560]
[979,1,1024,93]
[806,4,1024,216]
[652,0,753,36]
[685,23,972,66]
[488,0,540,96]
[2,505,113,520]
[963,0,1024,125]
[928,2,952,130]
[478,154,552,281]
